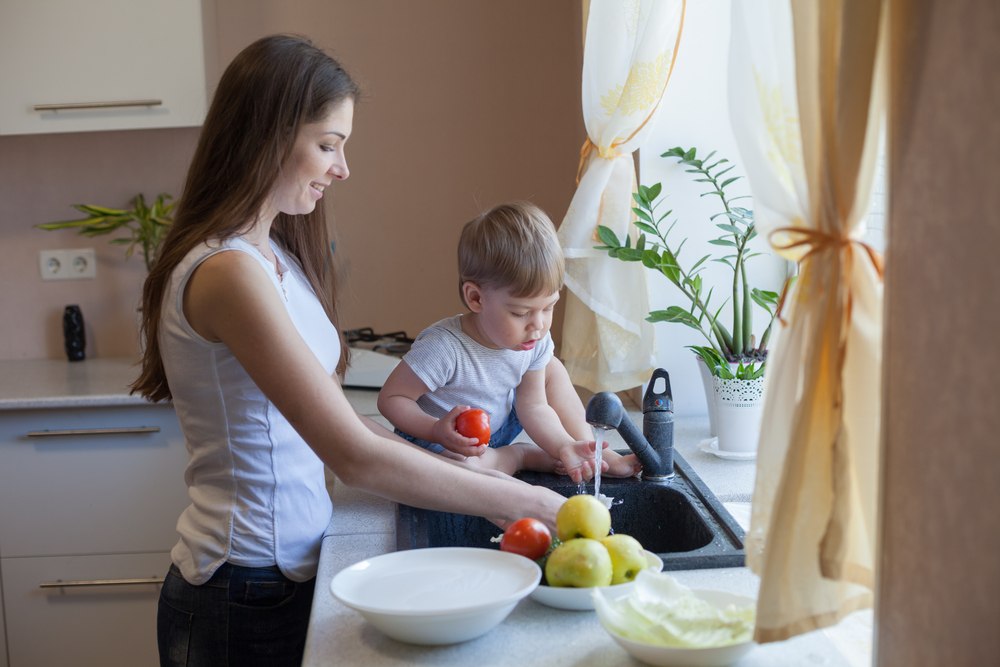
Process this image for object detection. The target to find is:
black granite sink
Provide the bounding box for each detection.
[395,451,745,570]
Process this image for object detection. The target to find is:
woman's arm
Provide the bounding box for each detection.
[184,250,564,528]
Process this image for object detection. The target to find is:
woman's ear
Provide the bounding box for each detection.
[462,281,484,313]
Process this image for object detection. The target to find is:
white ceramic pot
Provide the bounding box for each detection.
[712,375,764,454]
[696,357,719,436]
[696,356,743,437]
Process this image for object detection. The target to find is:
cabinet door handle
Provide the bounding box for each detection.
[39,577,165,589]
[33,99,163,112]
[25,426,161,438]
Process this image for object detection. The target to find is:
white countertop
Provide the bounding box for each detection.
[0,357,149,409]
[304,397,873,666]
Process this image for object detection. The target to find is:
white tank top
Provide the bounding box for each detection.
[160,237,339,584]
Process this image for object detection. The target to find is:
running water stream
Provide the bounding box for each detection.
[585,426,614,510]
[593,427,604,498]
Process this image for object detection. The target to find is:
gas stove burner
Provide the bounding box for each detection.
[344,327,413,356]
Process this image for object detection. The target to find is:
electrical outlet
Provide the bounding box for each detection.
[39,248,97,280]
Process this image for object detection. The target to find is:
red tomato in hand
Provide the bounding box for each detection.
[455,408,490,446]
[500,518,552,560]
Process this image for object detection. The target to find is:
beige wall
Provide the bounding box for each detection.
[0,0,583,360]
[877,0,1000,664]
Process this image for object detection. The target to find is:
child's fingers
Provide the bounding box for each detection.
[453,443,487,457]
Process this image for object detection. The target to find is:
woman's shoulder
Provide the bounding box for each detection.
[177,239,270,296]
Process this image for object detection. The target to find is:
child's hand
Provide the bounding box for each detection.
[557,440,607,484]
[601,450,642,478]
[431,405,489,458]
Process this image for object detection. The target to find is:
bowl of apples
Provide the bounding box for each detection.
[500,495,663,611]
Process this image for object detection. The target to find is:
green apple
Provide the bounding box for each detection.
[556,494,612,541]
[545,538,613,587]
[600,534,648,584]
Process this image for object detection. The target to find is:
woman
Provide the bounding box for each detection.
[132,34,567,667]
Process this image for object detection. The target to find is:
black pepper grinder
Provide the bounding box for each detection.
[63,304,86,361]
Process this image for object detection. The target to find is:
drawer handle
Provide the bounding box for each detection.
[39,576,165,589]
[25,426,161,438]
[33,99,163,112]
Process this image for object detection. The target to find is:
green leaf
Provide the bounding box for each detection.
[617,248,645,261]
[716,223,742,234]
[720,176,741,189]
[647,306,701,330]
[596,225,621,247]
[76,204,128,216]
[647,182,662,200]
[708,239,737,247]
[751,288,780,314]
[633,207,653,224]
[634,221,657,235]
[688,254,710,274]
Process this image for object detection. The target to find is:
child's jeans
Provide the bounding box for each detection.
[396,407,523,454]
[157,562,315,667]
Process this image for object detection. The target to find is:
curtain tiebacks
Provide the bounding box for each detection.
[768,227,884,324]
[769,227,884,277]
[576,138,626,184]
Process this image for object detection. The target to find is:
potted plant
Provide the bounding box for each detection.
[37,193,174,272]
[594,147,790,454]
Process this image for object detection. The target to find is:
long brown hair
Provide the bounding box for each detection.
[132,34,359,402]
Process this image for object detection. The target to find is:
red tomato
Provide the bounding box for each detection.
[455,408,490,446]
[500,518,552,560]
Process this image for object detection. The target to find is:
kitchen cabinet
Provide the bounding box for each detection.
[0,0,207,136]
[0,403,189,667]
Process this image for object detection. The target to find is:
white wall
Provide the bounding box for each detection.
[637,0,786,417]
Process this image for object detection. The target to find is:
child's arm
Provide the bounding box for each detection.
[514,368,598,482]
[377,361,487,458]
[537,358,642,478]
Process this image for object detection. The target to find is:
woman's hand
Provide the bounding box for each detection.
[490,484,565,532]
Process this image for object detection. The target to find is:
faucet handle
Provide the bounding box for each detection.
[643,368,673,413]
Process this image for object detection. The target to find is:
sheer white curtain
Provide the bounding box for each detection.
[728,0,887,642]
[557,0,685,392]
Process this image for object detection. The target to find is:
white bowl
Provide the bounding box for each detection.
[594,587,756,667]
[529,550,663,611]
[330,547,540,645]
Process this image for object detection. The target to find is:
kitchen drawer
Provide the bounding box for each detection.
[0,405,189,557]
[2,551,167,667]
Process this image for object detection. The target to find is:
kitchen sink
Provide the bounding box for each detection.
[395,451,745,570]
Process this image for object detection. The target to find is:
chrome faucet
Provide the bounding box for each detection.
[585,368,674,482]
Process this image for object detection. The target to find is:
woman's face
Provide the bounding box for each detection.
[269,98,354,217]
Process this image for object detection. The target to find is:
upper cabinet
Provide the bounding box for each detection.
[0,0,207,136]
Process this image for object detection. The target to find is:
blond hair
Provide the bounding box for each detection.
[458,202,564,306]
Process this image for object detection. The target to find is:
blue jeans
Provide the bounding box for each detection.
[397,407,523,454]
[157,562,315,667]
